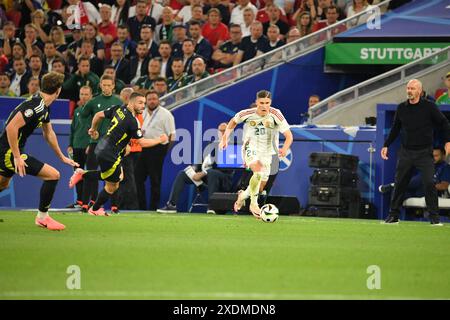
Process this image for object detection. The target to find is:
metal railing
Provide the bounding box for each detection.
[309,46,450,124]
[161,0,393,111]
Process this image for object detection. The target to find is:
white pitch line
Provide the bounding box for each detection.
[0,290,445,300]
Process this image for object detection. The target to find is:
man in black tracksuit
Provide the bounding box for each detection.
[381,79,450,225]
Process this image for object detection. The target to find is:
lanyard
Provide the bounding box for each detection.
[114,58,122,72]
[145,107,160,129]
[147,4,154,18]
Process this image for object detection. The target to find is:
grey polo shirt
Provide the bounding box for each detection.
[141,105,176,145]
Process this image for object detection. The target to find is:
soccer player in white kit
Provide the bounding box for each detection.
[219,90,293,218]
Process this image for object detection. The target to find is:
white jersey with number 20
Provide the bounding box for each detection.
[234,107,290,155]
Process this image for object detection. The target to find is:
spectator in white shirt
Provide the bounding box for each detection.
[346,0,375,27]
[241,7,256,37]
[66,0,102,27]
[230,0,258,27]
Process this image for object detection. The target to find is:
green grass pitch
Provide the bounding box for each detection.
[0,210,449,300]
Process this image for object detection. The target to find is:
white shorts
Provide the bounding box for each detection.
[242,142,272,181]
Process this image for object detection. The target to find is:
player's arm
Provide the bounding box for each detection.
[42,122,79,167]
[279,129,293,158]
[219,118,238,150]
[138,134,169,148]
[5,112,27,177]
[88,111,106,139]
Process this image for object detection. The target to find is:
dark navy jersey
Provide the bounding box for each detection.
[0,94,50,151]
[95,105,143,161]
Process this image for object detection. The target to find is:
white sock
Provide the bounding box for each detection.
[37,211,48,220]
[249,173,262,206]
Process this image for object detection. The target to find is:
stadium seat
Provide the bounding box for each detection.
[403,197,450,209]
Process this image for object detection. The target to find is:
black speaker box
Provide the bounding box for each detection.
[310,168,358,187]
[208,193,237,214]
[308,186,360,208]
[309,152,359,171]
[266,196,301,215]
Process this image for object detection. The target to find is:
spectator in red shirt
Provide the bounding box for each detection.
[98,4,118,61]
[256,0,289,25]
[202,8,230,51]
[169,0,185,12]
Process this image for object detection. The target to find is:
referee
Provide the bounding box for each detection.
[382,79,450,226]
[135,90,176,210]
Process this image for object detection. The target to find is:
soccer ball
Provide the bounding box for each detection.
[260,204,279,223]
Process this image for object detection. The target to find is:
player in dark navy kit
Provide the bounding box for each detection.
[0,72,79,230]
[69,91,168,215]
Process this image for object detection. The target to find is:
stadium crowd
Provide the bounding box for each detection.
[0,0,385,107]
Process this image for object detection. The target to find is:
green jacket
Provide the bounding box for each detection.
[69,104,91,149]
[184,71,210,86]
[135,76,156,90]
[63,72,100,98]
[167,73,189,92]
[81,94,123,143]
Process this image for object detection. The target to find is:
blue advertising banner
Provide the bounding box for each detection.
[0,97,70,120]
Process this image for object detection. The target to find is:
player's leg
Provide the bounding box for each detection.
[259,181,267,193]
[73,148,87,206]
[110,167,123,214]
[89,181,120,216]
[0,175,12,192]
[69,168,101,189]
[247,161,265,218]
[81,143,99,212]
[0,150,15,192]
[89,159,121,216]
[32,160,65,231]
[234,145,256,212]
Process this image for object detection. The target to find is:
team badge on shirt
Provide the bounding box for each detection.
[249,120,256,127]
[263,119,274,128]
[24,109,33,118]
